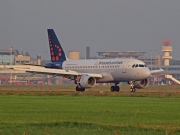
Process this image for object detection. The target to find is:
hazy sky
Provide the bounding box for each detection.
[1,0,180,60]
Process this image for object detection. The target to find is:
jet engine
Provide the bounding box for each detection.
[134,79,149,89]
[79,75,96,88]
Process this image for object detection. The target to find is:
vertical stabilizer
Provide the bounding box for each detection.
[47,29,66,62]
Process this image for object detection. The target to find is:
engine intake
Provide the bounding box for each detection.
[134,79,149,89]
[79,75,96,88]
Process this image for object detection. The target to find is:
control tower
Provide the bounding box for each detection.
[162,40,172,66]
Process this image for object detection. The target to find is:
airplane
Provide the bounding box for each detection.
[13,29,163,92]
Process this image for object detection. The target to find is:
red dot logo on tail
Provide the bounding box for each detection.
[50,43,63,61]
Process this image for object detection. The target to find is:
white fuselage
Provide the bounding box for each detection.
[62,58,151,83]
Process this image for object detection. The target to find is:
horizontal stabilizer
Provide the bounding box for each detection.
[150,68,164,74]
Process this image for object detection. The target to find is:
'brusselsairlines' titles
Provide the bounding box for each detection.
[96,61,123,65]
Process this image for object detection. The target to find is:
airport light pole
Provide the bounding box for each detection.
[150,50,152,71]
[9,45,14,85]
[154,50,157,66]
[150,50,157,71]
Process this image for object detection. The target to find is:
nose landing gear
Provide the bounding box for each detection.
[128,81,136,92]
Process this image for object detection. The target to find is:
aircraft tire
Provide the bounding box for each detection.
[76,86,80,91]
[110,86,115,92]
[81,88,85,92]
[110,86,120,92]
[133,88,136,92]
[115,86,120,92]
[76,86,85,92]
[130,88,133,92]
[130,88,136,92]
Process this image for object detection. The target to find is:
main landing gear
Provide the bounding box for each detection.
[110,82,120,92]
[75,76,85,92]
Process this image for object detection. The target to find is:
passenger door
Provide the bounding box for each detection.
[122,61,128,73]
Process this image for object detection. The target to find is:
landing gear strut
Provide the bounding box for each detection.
[110,82,120,92]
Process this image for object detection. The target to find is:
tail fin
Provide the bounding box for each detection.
[47,29,66,62]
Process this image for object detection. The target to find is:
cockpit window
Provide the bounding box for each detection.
[139,64,144,67]
[132,64,148,68]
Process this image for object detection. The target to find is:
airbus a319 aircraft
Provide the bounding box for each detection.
[13,29,163,92]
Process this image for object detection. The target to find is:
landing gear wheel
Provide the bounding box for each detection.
[110,86,120,92]
[81,88,85,92]
[76,86,85,92]
[76,86,80,91]
[115,86,120,92]
[110,86,114,92]
[130,87,136,92]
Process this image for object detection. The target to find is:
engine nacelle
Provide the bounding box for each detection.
[134,79,149,89]
[79,75,96,88]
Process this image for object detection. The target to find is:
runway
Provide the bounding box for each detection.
[0,85,180,97]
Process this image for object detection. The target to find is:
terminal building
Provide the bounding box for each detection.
[68,51,80,60]
[0,49,15,65]
[97,51,146,59]
[0,49,43,85]
[0,49,41,65]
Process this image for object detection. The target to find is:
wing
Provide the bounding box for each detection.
[150,68,164,74]
[13,68,103,78]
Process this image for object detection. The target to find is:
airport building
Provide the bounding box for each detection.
[0,49,15,65]
[14,55,30,65]
[97,51,146,59]
[0,49,41,65]
[138,55,162,67]
[68,51,80,60]
[86,46,90,59]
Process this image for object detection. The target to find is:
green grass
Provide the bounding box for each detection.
[0,95,180,135]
